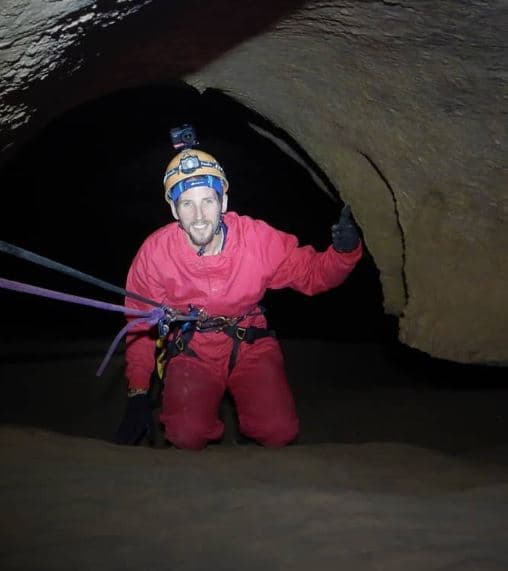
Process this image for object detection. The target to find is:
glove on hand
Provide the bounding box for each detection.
[115,393,154,445]
[331,204,360,253]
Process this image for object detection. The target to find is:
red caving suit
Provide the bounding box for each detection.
[125,211,362,449]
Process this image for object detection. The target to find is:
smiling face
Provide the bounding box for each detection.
[169,185,228,254]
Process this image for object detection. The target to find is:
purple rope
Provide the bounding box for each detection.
[0,277,166,376]
[96,311,164,377]
[0,277,156,317]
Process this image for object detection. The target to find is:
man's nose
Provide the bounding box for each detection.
[194,205,204,221]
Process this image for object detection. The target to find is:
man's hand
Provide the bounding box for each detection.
[115,393,154,445]
[331,204,360,253]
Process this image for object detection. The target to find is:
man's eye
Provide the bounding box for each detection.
[181,201,192,207]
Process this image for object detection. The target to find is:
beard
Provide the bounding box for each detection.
[187,220,219,247]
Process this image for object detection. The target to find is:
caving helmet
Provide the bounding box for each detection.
[163,149,229,204]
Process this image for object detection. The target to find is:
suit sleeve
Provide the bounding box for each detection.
[264,223,363,295]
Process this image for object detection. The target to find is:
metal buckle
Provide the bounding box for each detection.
[197,315,227,332]
[235,327,246,341]
[213,316,227,331]
[158,318,170,338]
[175,336,184,352]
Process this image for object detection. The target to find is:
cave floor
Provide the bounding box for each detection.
[1,338,508,570]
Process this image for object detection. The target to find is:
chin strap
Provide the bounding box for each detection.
[196,218,227,257]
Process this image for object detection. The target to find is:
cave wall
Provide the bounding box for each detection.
[1,0,507,365]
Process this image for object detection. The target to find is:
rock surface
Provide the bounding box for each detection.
[1,1,507,364]
[2,425,508,571]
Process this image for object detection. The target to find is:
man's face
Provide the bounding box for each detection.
[170,185,228,250]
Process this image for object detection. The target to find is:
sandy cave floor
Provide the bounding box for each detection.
[1,337,508,570]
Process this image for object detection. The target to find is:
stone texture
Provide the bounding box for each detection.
[0,1,507,364]
[0,0,150,141]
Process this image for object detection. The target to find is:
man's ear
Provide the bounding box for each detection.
[221,193,228,214]
[169,199,179,220]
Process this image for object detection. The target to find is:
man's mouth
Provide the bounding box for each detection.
[192,223,209,230]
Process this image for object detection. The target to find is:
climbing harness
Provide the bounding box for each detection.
[0,240,197,376]
[164,305,274,375]
[147,305,275,407]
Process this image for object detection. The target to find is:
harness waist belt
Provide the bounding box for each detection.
[147,323,275,408]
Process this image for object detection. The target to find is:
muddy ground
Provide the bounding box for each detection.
[1,337,507,570]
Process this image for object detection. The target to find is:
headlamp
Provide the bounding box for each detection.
[180,155,201,174]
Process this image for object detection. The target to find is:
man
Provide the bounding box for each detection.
[116,146,362,450]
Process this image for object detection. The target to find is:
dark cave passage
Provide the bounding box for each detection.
[0,82,392,344]
[0,84,506,452]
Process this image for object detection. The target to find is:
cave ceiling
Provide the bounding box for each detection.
[0,0,507,365]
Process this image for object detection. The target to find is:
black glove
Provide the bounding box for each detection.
[331,204,360,253]
[115,393,154,445]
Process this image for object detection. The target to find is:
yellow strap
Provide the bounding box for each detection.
[155,337,167,380]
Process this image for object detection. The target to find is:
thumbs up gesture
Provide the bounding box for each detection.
[331,205,360,253]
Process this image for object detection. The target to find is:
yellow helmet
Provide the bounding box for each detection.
[163,149,229,204]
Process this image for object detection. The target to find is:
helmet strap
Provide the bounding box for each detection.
[215,215,224,235]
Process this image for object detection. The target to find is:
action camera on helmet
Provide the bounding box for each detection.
[170,124,198,150]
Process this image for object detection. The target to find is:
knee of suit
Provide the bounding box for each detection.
[246,418,299,448]
[164,425,208,451]
[163,420,224,451]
